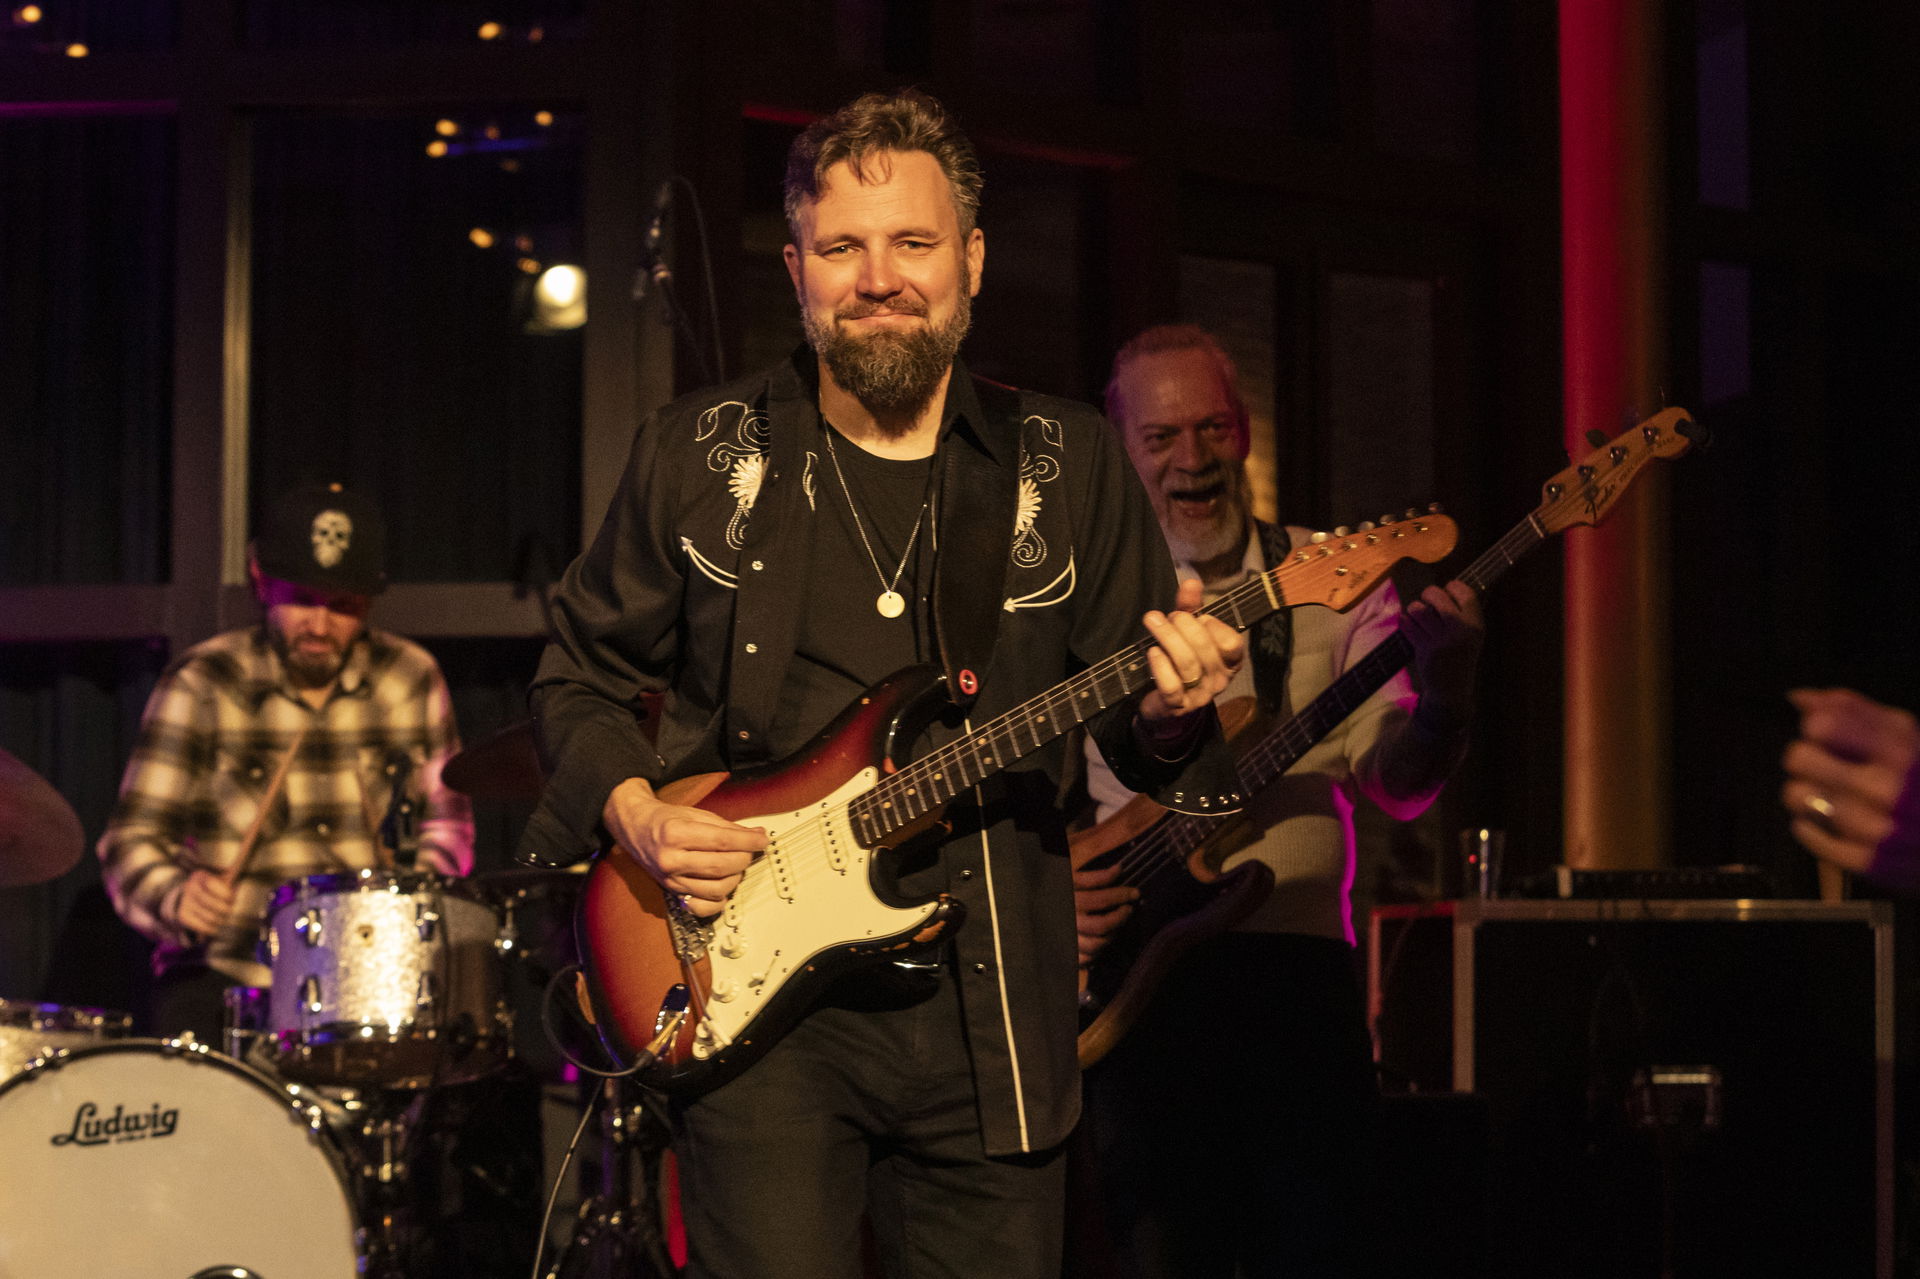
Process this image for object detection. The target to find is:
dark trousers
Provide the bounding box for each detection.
[1079,932,1379,1279]
[671,964,1066,1279]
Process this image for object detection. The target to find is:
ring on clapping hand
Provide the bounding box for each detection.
[1180,675,1203,690]
[1804,792,1839,828]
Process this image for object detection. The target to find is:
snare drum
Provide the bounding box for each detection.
[0,997,132,1083]
[263,870,509,1088]
[0,1038,359,1278]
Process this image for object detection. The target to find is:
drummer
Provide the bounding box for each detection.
[97,483,474,1042]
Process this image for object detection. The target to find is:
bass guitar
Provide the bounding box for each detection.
[1075,407,1705,1068]
[577,513,1458,1094]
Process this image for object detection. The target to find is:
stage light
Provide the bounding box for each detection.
[534,111,554,128]
[425,140,449,158]
[435,118,458,137]
[469,227,496,249]
[65,41,87,57]
[14,5,43,26]
[483,124,501,141]
[532,264,586,330]
[528,25,545,43]
[514,234,533,252]
[516,256,541,275]
[477,21,502,40]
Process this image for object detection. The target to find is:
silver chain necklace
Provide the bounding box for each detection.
[822,427,928,620]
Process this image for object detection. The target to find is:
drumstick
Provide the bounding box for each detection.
[220,721,311,888]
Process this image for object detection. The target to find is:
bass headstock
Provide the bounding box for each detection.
[1536,407,1703,535]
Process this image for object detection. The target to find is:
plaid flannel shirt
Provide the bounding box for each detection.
[98,625,474,985]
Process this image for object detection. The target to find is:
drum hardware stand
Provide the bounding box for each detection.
[348,1088,430,1279]
[540,1073,675,1279]
[529,966,678,1279]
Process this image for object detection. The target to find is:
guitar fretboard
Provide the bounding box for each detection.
[1136,514,1543,860]
[846,556,1302,848]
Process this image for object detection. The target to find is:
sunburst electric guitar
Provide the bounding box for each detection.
[576,513,1458,1094]
[1075,407,1706,1068]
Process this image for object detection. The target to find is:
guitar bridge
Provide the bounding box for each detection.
[665,895,712,962]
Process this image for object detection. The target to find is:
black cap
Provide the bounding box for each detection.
[254,483,388,596]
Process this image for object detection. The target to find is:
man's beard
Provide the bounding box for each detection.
[1160,470,1251,573]
[269,627,349,687]
[803,288,971,421]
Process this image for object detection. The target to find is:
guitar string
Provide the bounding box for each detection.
[754,464,1650,926]
[694,449,1670,1010]
[1097,518,1544,891]
[715,520,1457,920]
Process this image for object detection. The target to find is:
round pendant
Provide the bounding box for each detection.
[876,590,906,619]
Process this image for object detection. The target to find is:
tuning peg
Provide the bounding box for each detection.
[1426,502,1443,514]
[1676,417,1713,449]
[1333,526,1350,538]
[1378,514,1395,527]
[1586,428,1608,449]
[1404,507,1420,520]
[1357,521,1376,532]
[1309,530,1328,544]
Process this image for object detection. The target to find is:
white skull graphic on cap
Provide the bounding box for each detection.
[311,510,353,568]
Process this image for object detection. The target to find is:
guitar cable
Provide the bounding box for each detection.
[526,963,653,1279]
[527,1074,603,1279]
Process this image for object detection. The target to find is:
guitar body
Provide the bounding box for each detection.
[1074,802,1275,1069]
[1075,697,1274,1069]
[578,666,963,1095]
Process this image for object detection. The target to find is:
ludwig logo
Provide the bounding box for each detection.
[49,1100,180,1148]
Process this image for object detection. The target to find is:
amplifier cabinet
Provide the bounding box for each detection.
[1374,894,1896,1275]
[1441,899,1894,1278]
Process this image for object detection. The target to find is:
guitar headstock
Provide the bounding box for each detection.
[1271,511,1459,614]
[1537,407,1700,535]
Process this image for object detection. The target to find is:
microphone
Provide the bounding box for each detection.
[634,178,674,300]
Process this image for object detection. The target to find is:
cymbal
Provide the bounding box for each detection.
[0,748,85,889]
[443,721,545,801]
[445,696,659,802]
[472,864,587,897]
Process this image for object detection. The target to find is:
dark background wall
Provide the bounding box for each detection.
[0,1,1916,1023]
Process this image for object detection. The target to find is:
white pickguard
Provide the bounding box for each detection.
[687,767,944,1059]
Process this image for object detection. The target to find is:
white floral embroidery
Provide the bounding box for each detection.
[802,451,818,512]
[1011,416,1061,570]
[1004,415,1075,610]
[697,400,772,550]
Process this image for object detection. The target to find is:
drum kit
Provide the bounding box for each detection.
[0,735,672,1279]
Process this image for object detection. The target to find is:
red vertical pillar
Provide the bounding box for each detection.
[1560,0,1670,868]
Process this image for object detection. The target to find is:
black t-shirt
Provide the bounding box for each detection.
[773,422,938,748]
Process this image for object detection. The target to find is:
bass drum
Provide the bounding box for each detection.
[0,1039,359,1279]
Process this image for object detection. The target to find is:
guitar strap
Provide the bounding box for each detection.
[1250,519,1297,718]
[926,377,1022,715]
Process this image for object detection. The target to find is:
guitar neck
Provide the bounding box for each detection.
[1234,515,1544,793]
[848,561,1305,847]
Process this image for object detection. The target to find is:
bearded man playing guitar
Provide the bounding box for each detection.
[1074,325,1486,1277]
[520,93,1248,1278]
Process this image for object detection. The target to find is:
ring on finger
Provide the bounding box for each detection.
[1804,792,1839,829]
[1180,674,1203,690]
